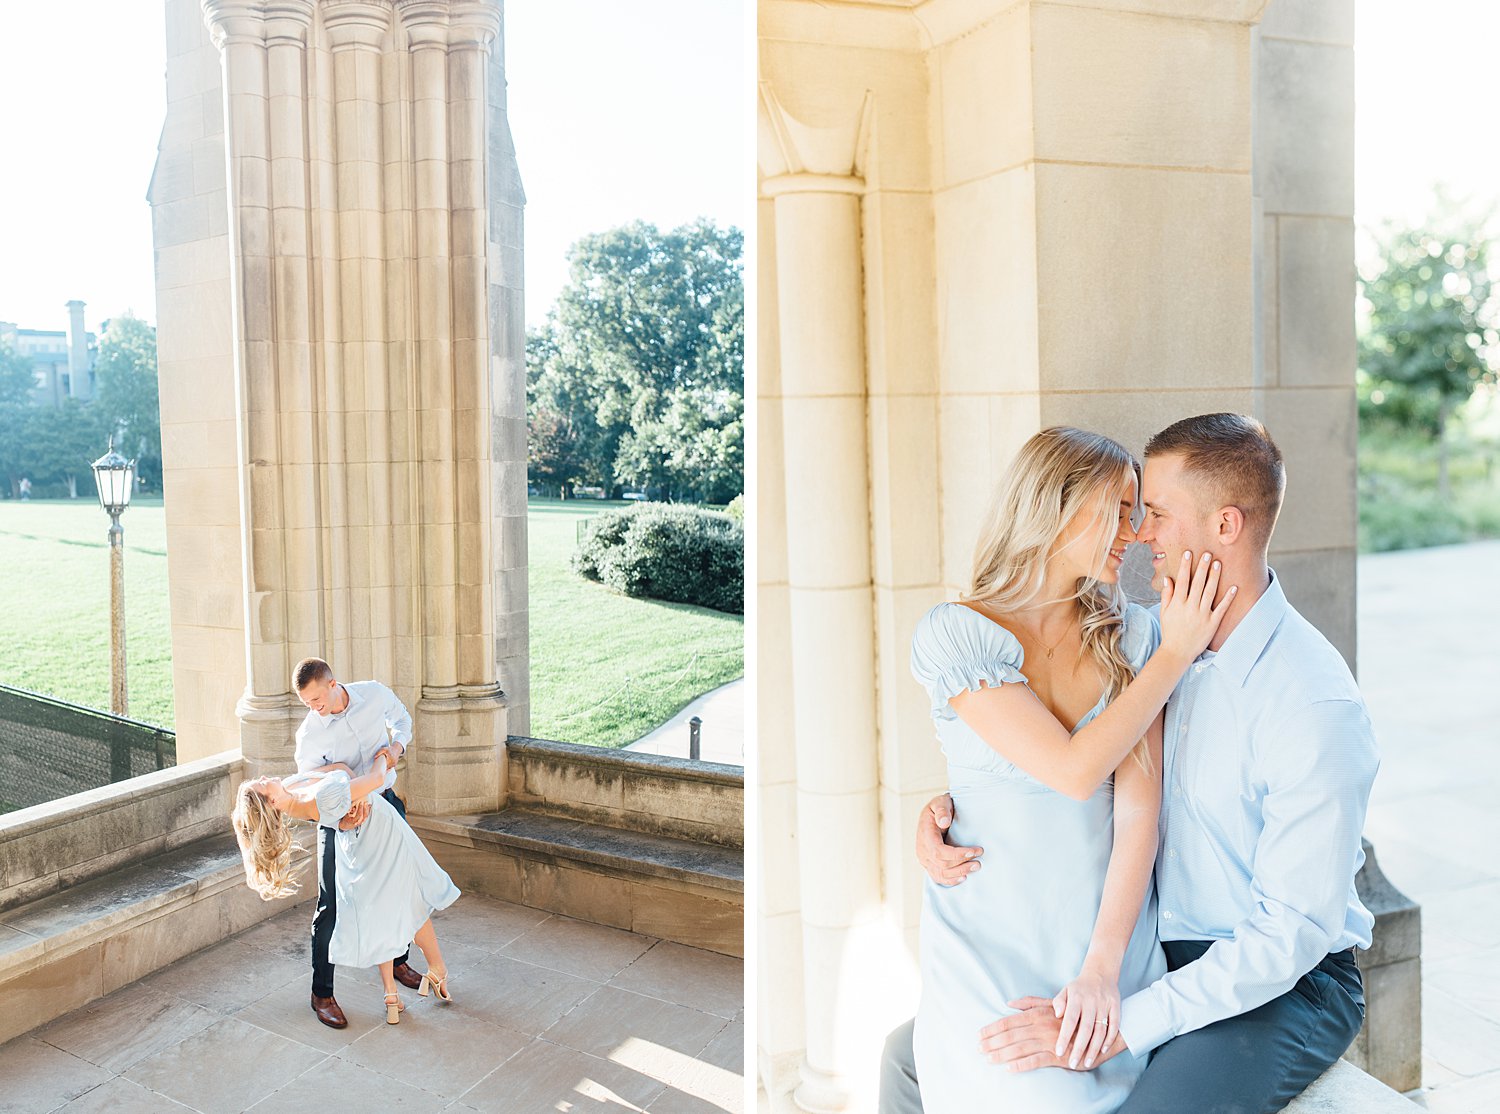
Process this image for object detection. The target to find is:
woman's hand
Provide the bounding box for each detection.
[1158,549,1236,665]
[1052,966,1121,1070]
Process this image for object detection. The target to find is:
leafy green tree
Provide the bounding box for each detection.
[93,314,163,491]
[0,342,40,496]
[1359,210,1499,499]
[527,220,744,503]
[17,400,104,498]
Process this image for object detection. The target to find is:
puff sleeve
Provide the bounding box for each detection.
[1119,603,1162,673]
[910,603,1029,720]
[312,770,353,827]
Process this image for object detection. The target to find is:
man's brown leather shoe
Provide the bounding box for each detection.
[392,961,423,990]
[311,993,348,1029]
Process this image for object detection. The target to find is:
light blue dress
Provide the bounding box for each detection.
[310,771,461,969]
[910,602,1167,1114]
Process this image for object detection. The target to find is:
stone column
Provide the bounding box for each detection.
[206,0,307,774]
[762,87,882,1114]
[394,0,507,814]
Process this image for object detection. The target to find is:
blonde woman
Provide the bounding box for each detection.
[232,756,460,1024]
[908,427,1233,1113]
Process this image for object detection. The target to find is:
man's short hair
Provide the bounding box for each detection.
[1145,413,1286,547]
[293,657,333,691]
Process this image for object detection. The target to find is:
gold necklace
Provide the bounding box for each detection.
[1030,621,1071,660]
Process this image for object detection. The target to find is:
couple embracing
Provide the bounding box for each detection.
[231,659,460,1028]
[884,414,1379,1114]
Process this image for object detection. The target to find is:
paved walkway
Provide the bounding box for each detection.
[0,894,743,1113]
[1360,541,1500,1112]
[628,679,744,766]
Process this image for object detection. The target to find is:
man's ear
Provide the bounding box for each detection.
[1216,506,1245,547]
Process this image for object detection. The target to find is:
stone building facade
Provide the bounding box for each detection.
[0,300,97,406]
[149,0,527,816]
[757,0,1365,1107]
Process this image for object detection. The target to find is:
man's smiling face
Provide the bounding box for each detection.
[1138,453,1219,592]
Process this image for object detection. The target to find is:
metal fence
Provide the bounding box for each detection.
[0,684,176,815]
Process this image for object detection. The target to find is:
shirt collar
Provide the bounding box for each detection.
[1205,567,1287,688]
[319,682,362,722]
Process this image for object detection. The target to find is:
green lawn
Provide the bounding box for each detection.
[0,498,743,747]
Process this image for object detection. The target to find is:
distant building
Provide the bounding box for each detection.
[0,300,97,406]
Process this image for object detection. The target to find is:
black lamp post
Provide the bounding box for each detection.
[91,439,135,717]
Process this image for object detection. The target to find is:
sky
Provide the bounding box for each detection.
[0,0,747,335]
[0,2,1493,336]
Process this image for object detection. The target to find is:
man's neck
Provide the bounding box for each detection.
[330,684,350,715]
[1206,560,1271,652]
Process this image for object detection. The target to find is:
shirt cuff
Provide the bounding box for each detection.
[1119,986,1175,1057]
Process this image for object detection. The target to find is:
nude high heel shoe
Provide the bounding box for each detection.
[384,991,404,1024]
[418,968,452,1002]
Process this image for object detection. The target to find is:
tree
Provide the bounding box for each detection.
[93,314,163,491]
[16,400,104,498]
[1359,207,1499,499]
[527,220,744,503]
[0,342,37,495]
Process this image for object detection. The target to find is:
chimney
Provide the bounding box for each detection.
[66,300,90,400]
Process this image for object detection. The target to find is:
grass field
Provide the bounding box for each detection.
[0,498,743,747]
[1359,425,1500,552]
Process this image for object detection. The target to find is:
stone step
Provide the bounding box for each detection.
[0,831,307,1046]
[411,807,744,957]
[1285,1059,1421,1111]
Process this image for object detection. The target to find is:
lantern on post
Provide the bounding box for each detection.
[91,439,135,717]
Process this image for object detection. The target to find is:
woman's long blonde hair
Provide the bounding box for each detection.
[966,426,1148,767]
[231,781,302,900]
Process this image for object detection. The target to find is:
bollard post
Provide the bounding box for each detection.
[689,716,702,761]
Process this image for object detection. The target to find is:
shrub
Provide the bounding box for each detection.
[725,493,744,521]
[572,503,743,614]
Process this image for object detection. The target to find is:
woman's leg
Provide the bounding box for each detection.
[412,917,445,975]
[378,959,397,997]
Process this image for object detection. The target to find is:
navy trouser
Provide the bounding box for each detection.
[878,941,1365,1114]
[310,787,412,997]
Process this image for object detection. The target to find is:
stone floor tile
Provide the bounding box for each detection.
[611,942,743,1019]
[0,1037,113,1114]
[543,984,728,1062]
[1422,882,1500,952]
[33,981,219,1073]
[431,896,550,953]
[51,1076,199,1113]
[231,973,388,1054]
[501,914,656,982]
[336,998,530,1099]
[140,938,308,1015]
[1413,1068,1500,1113]
[1421,987,1500,1079]
[453,953,601,1036]
[233,904,317,966]
[640,1023,746,1113]
[1425,948,1500,1020]
[457,1037,668,1113]
[241,1053,450,1113]
[123,1016,328,1114]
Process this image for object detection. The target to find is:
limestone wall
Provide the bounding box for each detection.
[758,0,1359,1106]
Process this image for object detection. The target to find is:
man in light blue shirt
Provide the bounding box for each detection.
[292,657,420,1028]
[882,414,1379,1114]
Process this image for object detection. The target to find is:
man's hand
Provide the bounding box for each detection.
[916,792,982,886]
[374,743,403,770]
[337,800,371,831]
[978,997,1126,1073]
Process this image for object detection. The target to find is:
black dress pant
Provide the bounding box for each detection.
[878,941,1365,1114]
[310,787,413,997]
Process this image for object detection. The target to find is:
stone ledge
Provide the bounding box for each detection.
[0,750,243,913]
[506,736,744,849]
[413,809,743,894]
[0,830,308,1046]
[1284,1059,1420,1111]
[412,808,744,957]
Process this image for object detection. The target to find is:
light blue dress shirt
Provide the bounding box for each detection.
[293,680,412,802]
[1118,571,1380,1056]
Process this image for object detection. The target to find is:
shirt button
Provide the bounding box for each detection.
[1167,849,1177,859]
[1163,910,1174,920]
[1171,786,1181,797]
[1193,664,1205,674]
